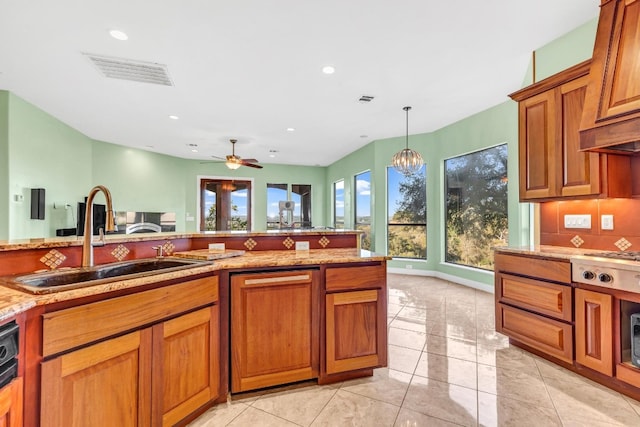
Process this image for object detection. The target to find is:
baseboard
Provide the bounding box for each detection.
[387,267,494,294]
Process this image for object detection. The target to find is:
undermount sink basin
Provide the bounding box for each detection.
[3,258,211,294]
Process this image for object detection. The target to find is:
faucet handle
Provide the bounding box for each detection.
[151,245,164,258]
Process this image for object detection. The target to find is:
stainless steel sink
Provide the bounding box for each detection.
[3,258,211,294]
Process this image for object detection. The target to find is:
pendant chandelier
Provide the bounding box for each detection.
[392,106,423,175]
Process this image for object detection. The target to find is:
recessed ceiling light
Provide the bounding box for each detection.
[169,115,179,120]
[322,65,335,74]
[269,149,278,158]
[191,149,198,153]
[286,127,295,132]
[109,29,129,41]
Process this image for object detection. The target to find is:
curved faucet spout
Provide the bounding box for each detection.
[82,185,115,267]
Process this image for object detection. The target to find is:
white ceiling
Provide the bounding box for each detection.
[0,1,599,167]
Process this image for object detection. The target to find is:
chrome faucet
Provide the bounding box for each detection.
[81,185,115,267]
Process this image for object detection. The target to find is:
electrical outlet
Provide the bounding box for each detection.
[564,214,592,229]
[601,214,614,230]
[295,241,310,251]
[209,243,225,251]
[405,264,413,269]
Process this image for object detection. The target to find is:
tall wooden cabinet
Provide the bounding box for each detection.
[580,0,640,152]
[40,276,220,427]
[231,270,319,393]
[509,60,631,201]
[575,288,613,376]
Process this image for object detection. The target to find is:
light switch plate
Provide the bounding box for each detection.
[564,214,592,229]
[601,214,614,230]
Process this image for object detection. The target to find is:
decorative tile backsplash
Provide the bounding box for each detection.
[540,199,640,250]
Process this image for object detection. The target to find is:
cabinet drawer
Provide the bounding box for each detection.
[325,264,385,291]
[497,303,573,363]
[495,253,571,283]
[43,276,219,357]
[498,273,572,321]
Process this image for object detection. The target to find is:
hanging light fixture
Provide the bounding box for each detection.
[392,106,423,175]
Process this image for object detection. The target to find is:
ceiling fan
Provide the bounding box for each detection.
[208,139,263,170]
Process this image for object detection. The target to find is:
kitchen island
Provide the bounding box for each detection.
[0,230,388,426]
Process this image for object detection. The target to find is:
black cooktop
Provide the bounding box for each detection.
[589,251,640,261]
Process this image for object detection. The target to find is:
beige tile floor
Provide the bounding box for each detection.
[188,274,640,426]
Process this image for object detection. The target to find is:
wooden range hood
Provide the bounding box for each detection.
[580,0,640,154]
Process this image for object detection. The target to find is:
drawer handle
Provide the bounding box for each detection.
[244,274,311,285]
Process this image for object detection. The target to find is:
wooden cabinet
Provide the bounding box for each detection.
[40,276,220,426]
[231,270,319,392]
[494,252,573,363]
[41,330,152,427]
[153,306,219,427]
[509,60,630,201]
[580,0,640,152]
[575,288,613,376]
[323,264,387,377]
[0,378,23,427]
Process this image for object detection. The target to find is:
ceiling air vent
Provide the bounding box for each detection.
[359,95,374,102]
[83,53,174,86]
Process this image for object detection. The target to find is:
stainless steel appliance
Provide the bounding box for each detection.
[571,251,640,369]
[0,321,19,388]
[571,251,640,293]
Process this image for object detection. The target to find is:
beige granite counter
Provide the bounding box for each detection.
[0,230,361,252]
[0,248,387,321]
[494,245,615,260]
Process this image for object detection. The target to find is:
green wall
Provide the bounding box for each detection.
[0,93,327,239]
[0,92,8,240]
[6,93,93,239]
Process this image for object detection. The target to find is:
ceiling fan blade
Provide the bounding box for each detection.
[240,161,263,169]
[241,158,259,163]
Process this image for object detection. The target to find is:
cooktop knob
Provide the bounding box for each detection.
[582,271,596,280]
[598,273,613,283]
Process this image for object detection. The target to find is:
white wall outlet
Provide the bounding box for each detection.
[564,214,592,229]
[209,243,225,251]
[601,214,614,230]
[405,264,413,269]
[295,241,310,251]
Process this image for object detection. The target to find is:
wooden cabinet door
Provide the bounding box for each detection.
[231,270,318,392]
[558,76,601,197]
[518,89,558,200]
[575,288,613,376]
[153,305,219,427]
[41,330,152,427]
[325,289,386,374]
[0,377,23,427]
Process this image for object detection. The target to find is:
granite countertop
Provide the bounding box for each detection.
[0,230,361,252]
[494,245,615,260]
[0,248,388,321]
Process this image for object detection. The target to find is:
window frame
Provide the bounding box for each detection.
[197,176,254,232]
[354,170,372,250]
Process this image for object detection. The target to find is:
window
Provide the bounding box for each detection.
[354,171,371,250]
[266,183,312,229]
[445,144,508,270]
[291,184,312,228]
[200,179,252,231]
[387,165,426,259]
[266,184,288,229]
[333,180,344,229]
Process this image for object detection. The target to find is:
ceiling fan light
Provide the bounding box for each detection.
[225,160,241,170]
